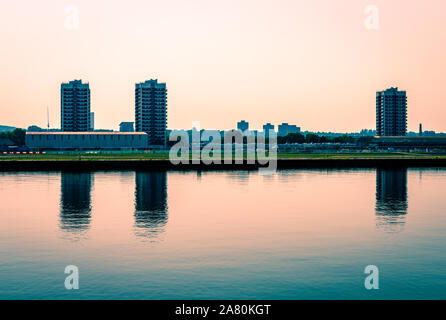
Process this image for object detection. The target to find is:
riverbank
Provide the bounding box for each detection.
[1,153,446,171]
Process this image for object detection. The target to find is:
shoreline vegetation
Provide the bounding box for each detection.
[1,152,446,171]
[1,152,446,160]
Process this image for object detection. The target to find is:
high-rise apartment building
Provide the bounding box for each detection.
[135,79,167,147]
[376,87,407,136]
[61,80,91,132]
[60,80,90,132]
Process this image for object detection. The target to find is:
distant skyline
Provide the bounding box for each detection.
[1,0,445,132]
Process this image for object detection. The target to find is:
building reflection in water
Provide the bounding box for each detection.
[60,172,92,235]
[375,168,408,233]
[225,170,253,186]
[134,171,168,240]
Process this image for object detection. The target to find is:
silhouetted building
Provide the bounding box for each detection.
[134,172,168,239]
[359,129,376,136]
[376,87,407,136]
[376,168,408,233]
[261,123,275,139]
[278,123,300,137]
[119,122,134,132]
[237,120,249,132]
[61,80,91,132]
[60,172,92,233]
[90,112,94,131]
[263,123,274,132]
[135,79,167,148]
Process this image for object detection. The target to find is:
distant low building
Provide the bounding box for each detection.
[237,120,249,132]
[278,123,300,137]
[120,122,134,132]
[262,123,275,138]
[26,132,148,150]
[359,129,376,136]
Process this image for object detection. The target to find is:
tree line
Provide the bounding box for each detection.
[0,128,26,146]
[277,132,355,144]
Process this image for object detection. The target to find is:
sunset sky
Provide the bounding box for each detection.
[0,0,445,132]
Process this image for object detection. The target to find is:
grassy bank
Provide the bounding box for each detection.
[1,152,446,161]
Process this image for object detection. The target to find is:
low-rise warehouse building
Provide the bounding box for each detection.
[26,132,149,150]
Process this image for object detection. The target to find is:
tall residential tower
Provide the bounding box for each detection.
[61,80,91,132]
[135,79,167,147]
[376,87,407,136]
[60,80,90,132]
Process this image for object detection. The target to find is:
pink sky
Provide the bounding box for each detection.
[0,0,445,132]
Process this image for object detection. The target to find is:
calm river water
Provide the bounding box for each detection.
[0,168,445,299]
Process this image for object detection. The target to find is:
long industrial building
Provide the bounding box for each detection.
[26,132,149,150]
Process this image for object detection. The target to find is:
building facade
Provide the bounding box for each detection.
[376,87,407,136]
[262,123,275,132]
[135,79,167,148]
[61,80,91,132]
[278,123,301,137]
[26,132,148,150]
[90,112,94,131]
[237,120,249,132]
[261,123,275,139]
[119,122,134,132]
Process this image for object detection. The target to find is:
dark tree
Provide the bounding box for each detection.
[278,133,305,144]
[0,128,26,146]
